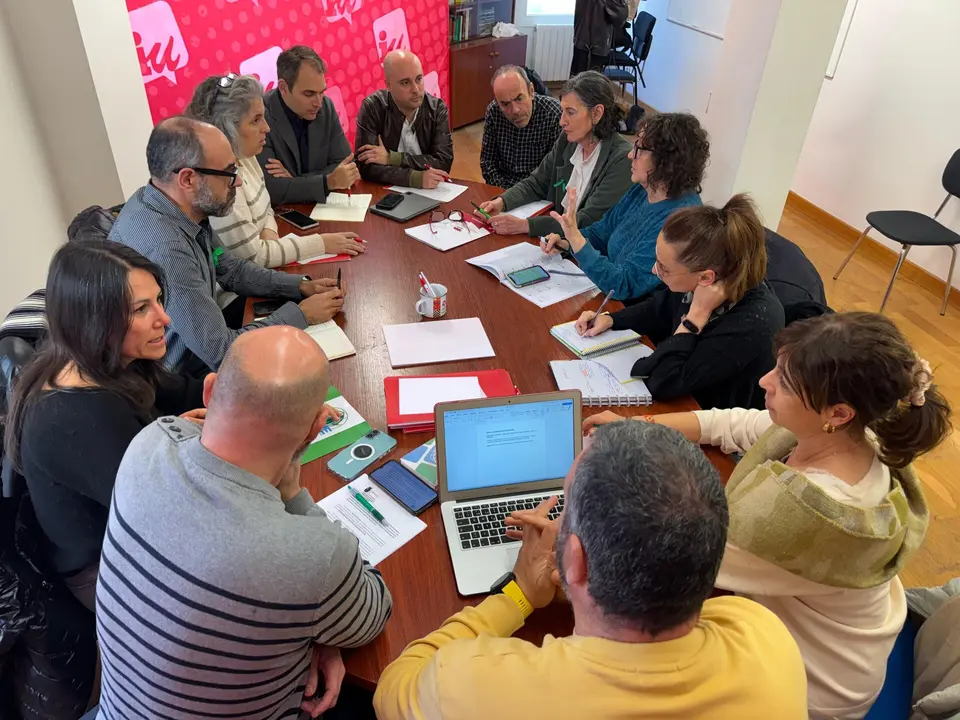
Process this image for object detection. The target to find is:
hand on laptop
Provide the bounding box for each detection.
[505,495,562,610]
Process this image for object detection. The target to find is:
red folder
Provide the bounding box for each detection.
[385,370,518,430]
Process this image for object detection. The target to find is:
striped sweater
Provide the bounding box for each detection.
[210,156,327,268]
[96,418,392,720]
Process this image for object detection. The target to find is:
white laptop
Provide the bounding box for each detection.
[435,391,582,596]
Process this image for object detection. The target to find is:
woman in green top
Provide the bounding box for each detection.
[479,71,632,238]
[583,312,952,718]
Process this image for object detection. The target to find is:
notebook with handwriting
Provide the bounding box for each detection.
[550,360,652,407]
[550,321,641,359]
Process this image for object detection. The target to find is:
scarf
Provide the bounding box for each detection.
[725,424,929,589]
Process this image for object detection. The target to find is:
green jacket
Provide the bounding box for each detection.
[499,132,633,238]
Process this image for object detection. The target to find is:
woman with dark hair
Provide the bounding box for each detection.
[479,71,632,239]
[584,311,952,719]
[5,240,205,611]
[576,194,783,410]
[544,111,710,300]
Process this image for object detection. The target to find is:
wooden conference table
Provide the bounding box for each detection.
[250,178,736,689]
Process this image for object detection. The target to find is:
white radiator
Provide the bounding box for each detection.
[531,25,575,83]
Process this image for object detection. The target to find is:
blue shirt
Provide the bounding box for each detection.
[574,185,701,300]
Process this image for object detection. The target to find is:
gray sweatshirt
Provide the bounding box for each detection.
[96,417,392,720]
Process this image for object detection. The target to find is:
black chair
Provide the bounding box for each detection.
[603,11,655,104]
[834,149,960,316]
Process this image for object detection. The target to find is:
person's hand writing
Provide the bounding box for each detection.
[356,136,389,165]
[179,408,207,427]
[548,187,587,251]
[322,232,366,256]
[327,154,360,190]
[540,233,569,256]
[422,167,450,189]
[504,496,561,609]
[489,213,530,236]
[479,198,505,217]
[300,645,345,718]
[265,159,292,178]
[582,410,626,435]
[574,310,613,337]
[299,289,345,324]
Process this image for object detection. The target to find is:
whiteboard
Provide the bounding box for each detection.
[667,0,734,40]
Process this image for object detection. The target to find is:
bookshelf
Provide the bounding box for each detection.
[449,0,514,44]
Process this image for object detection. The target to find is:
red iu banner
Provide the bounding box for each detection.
[125,0,451,145]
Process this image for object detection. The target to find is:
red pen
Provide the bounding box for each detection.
[425,165,451,183]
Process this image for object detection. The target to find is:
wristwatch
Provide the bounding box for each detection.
[490,571,534,618]
[681,315,702,335]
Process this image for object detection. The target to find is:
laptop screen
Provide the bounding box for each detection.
[441,397,577,493]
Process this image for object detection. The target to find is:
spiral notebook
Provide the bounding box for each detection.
[550,321,641,358]
[550,360,653,407]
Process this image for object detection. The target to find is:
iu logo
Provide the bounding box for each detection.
[240,47,283,91]
[321,0,363,25]
[372,9,411,63]
[128,1,189,85]
[324,87,349,134]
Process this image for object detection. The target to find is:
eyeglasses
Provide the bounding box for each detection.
[653,258,698,278]
[430,210,468,235]
[633,139,655,155]
[175,166,240,188]
[214,73,236,100]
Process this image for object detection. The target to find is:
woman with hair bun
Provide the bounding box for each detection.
[584,311,952,719]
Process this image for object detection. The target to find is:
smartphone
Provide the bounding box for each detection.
[279,209,320,230]
[375,193,405,211]
[507,265,550,288]
[328,430,398,481]
[370,460,438,515]
[252,299,285,316]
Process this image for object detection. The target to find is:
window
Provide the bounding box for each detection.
[526,0,575,14]
[515,0,575,26]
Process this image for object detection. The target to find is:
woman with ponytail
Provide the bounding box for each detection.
[576,193,784,409]
[584,311,952,719]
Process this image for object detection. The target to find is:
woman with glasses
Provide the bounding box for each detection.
[543,112,709,301]
[186,74,365,267]
[575,194,784,410]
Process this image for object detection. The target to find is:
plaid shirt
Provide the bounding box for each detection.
[480,94,562,189]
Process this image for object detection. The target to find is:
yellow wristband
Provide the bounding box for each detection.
[502,580,534,619]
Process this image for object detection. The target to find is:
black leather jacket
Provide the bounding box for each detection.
[574,0,629,57]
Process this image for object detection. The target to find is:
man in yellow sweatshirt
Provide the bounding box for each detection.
[373,421,809,720]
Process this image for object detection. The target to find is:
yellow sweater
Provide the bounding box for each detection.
[373,594,808,720]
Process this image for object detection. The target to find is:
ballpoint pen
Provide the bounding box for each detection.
[419,271,437,297]
[425,164,452,182]
[352,487,385,523]
[470,201,491,220]
[585,290,614,334]
[336,268,342,290]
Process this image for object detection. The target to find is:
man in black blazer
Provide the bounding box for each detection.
[258,46,360,204]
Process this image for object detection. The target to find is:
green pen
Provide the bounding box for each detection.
[553,179,567,191]
[352,487,385,523]
[470,201,492,221]
[211,246,224,267]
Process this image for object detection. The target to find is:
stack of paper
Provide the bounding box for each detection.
[305,320,356,360]
[387,182,469,204]
[405,218,489,251]
[505,200,553,219]
[310,192,372,222]
[382,317,496,367]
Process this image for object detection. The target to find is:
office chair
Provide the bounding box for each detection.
[603,11,655,104]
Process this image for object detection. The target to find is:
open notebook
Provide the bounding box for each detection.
[550,360,652,407]
[305,321,356,360]
[551,321,641,358]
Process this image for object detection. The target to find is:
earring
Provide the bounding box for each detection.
[822,422,836,434]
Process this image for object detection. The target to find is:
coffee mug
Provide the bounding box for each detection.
[415,283,448,318]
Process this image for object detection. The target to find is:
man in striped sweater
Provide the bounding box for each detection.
[95,326,392,720]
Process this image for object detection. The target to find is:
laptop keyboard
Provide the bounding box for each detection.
[454,494,564,550]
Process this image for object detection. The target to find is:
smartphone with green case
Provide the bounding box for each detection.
[328,430,397,481]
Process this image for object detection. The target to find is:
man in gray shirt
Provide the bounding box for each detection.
[96,326,392,720]
[110,116,346,375]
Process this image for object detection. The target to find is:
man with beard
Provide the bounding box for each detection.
[95,326,392,720]
[355,50,453,189]
[110,117,345,375]
[373,421,809,720]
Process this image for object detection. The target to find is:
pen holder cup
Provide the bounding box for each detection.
[415,283,448,319]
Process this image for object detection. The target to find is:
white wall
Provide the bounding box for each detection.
[0,11,66,314]
[792,0,960,289]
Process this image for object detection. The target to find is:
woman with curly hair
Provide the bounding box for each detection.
[575,194,783,410]
[545,111,710,300]
[479,71,633,240]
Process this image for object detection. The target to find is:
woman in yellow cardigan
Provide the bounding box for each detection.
[584,311,952,719]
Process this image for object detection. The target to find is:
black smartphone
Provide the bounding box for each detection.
[507,265,551,288]
[375,193,405,211]
[370,460,438,516]
[278,209,320,230]
[252,299,285,316]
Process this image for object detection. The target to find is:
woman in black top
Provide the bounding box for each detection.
[575,194,784,410]
[5,241,205,611]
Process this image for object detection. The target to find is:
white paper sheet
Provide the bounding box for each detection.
[550,360,652,405]
[398,376,487,415]
[383,317,496,367]
[505,200,552,219]
[310,193,372,222]
[316,478,427,566]
[305,321,356,360]
[593,345,654,383]
[404,219,489,252]
[386,182,469,204]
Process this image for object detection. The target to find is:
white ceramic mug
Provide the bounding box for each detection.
[415,283,448,318]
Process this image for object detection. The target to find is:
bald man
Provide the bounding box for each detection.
[95,327,392,720]
[110,116,346,376]
[354,50,453,189]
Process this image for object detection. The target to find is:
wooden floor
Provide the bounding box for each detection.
[453,121,959,589]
